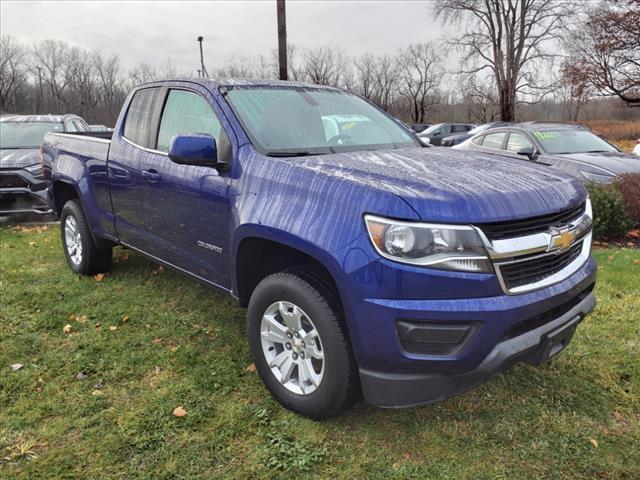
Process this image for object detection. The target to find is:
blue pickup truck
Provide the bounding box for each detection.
[42,79,597,419]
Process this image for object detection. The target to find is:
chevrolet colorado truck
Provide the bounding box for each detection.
[42,79,597,419]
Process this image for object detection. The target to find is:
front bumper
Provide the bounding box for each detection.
[360,290,595,407]
[0,169,52,215]
[342,253,597,407]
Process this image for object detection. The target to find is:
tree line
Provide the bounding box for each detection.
[0,0,637,126]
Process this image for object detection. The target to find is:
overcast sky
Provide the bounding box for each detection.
[1,1,448,74]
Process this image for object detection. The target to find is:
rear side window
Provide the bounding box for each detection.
[157,90,222,152]
[472,135,484,146]
[451,124,467,133]
[123,87,162,148]
[506,132,533,153]
[482,132,507,150]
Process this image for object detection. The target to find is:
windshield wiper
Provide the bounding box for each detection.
[265,151,325,157]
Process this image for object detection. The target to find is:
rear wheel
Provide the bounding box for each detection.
[60,200,112,275]
[247,267,359,419]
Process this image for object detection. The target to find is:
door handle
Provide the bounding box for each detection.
[142,169,161,183]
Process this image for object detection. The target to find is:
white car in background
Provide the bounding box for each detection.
[633,139,640,157]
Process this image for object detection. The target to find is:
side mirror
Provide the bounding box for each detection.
[168,134,218,167]
[517,146,537,160]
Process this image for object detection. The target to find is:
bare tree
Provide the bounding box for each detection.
[565,0,639,106]
[303,46,345,86]
[435,0,580,121]
[0,35,28,112]
[129,62,157,87]
[353,53,377,100]
[94,51,125,122]
[556,60,594,121]
[459,74,499,122]
[398,44,441,123]
[373,54,399,111]
[32,39,75,111]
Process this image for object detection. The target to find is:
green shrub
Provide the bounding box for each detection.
[615,173,640,224]
[585,182,633,239]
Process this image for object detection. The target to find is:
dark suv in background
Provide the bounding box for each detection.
[418,123,475,146]
[0,114,90,215]
[453,122,640,183]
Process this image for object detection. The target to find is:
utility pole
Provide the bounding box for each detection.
[197,36,208,77]
[36,66,44,114]
[277,0,287,80]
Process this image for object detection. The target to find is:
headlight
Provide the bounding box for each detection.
[24,163,44,178]
[580,170,614,184]
[364,215,493,273]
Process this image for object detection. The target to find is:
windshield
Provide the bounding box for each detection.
[533,130,618,155]
[421,123,445,135]
[225,86,417,155]
[0,122,64,149]
[468,124,491,135]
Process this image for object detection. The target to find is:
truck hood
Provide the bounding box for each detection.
[0,148,40,169]
[553,151,640,175]
[291,147,585,223]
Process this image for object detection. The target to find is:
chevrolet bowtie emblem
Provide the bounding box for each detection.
[549,229,575,252]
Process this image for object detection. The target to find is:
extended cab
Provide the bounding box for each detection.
[43,79,597,419]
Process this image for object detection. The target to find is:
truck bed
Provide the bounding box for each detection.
[43,132,111,163]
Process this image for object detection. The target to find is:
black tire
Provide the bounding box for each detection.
[60,200,112,275]
[247,267,359,420]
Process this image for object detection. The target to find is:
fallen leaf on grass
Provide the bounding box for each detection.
[109,325,117,331]
[28,241,37,247]
[63,324,74,334]
[94,273,105,282]
[173,406,187,417]
[91,389,103,396]
[93,382,105,390]
[76,372,88,380]
[69,314,88,323]
[589,438,599,448]
[152,338,162,344]
[122,315,130,322]
[633,259,640,266]
[246,363,256,372]
[11,363,24,372]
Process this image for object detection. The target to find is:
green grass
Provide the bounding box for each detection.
[1,225,638,479]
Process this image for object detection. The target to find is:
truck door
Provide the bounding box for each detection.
[138,87,233,289]
[109,86,164,247]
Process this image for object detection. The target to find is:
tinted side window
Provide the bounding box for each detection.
[506,132,533,153]
[482,132,507,150]
[451,125,465,133]
[123,87,162,148]
[157,90,222,152]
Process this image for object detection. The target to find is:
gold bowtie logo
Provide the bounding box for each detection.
[550,229,575,252]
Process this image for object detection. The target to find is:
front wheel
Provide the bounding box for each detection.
[247,268,359,419]
[60,200,112,275]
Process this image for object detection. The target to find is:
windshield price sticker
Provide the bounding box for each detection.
[533,131,557,140]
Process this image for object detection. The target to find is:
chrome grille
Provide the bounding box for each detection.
[496,241,584,290]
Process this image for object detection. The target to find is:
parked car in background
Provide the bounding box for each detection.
[453,122,640,183]
[633,139,640,157]
[0,114,90,215]
[89,124,113,132]
[407,122,431,133]
[418,123,475,146]
[43,78,596,419]
[441,121,513,147]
